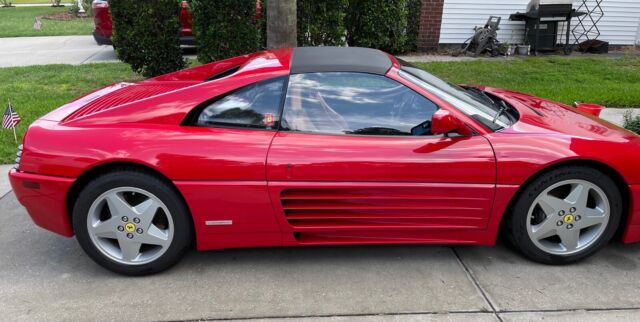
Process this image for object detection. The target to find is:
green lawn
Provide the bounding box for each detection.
[0,6,92,37]
[416,56,640,108]
[0,63,142,163]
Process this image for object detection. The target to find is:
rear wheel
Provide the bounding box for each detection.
[506,166,622,264]
[72,170,192,275]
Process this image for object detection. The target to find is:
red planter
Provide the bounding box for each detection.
[576,103,606,117]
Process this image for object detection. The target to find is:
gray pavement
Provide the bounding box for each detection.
[12,3,72,7]
[601,108,640,127]
[4,190,640,321]
[397,55,475,63]
[0,36,117,67]
[1,192,489,321]
[0,164,12,198]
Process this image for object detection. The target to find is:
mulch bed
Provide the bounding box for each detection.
[42,11,90,21]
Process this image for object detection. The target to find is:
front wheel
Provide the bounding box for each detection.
[72,170,193,275]
[506,166,623,264]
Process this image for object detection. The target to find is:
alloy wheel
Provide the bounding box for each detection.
[86,187,174,265]
[526,179,610,255]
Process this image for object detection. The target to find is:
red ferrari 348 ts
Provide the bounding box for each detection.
[9,47,640,275]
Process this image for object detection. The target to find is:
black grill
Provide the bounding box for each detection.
[510,0,585,54]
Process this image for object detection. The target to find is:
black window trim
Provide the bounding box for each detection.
[278,71,444,138]
[182,75,290,131]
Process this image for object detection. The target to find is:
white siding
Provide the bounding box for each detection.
[636,19,640,43]
[439,0,640,45]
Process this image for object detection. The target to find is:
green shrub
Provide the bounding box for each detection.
[345,0,408,54]
[624,111,640,134]
[297,0,347,46]
[405,0,421,52]
[190,0,262,63]
[110,0,184,77]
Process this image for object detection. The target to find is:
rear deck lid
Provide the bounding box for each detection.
[41,81,194,123]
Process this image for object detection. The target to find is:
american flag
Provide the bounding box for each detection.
[2,101,21,129]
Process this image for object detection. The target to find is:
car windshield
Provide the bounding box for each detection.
[397,59,514,131]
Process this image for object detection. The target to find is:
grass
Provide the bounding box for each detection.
[0,63,142,163]
[415,56,640,108]
[0,6,92,37]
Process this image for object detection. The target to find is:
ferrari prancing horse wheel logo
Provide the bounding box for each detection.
[125,223,136,233]
[563,214,574,224]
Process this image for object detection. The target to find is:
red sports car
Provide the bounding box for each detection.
[9,47,640,275]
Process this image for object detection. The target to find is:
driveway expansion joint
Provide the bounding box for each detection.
[179,307,640,321]
[451,246,503,321]
[188,311,498,321]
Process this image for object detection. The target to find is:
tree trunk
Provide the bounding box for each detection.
[266,0,297,49]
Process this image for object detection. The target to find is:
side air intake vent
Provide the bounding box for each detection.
[279,187,491,232]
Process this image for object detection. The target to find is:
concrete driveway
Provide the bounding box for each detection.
[0,36,117,67]
[3,190,640,321]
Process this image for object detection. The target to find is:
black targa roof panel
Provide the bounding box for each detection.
[290,47,393,75]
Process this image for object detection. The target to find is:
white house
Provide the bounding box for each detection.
[418,0,640,50]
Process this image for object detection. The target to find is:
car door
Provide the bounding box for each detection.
[266,72,497,245]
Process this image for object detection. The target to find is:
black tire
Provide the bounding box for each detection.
[72,170,193,275]
[505,166,623,264]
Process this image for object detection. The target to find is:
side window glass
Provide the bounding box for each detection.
[196,77,284,130]
[282,72,439,136]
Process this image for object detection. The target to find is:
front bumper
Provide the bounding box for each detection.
[9,169,75,237]
[180,36,195,46]
[92,31,113,46]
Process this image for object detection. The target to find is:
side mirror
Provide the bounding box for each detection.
[431,109,473,136]
[574,102,606,117]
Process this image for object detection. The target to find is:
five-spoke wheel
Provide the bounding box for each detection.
[527,179,609,255]
[507,166,622,264]
[87,187,174,265]
[73,170,192,275]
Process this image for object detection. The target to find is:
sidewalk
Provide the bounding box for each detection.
[10,3,71,6]
[601,108,640,126]
[0,164,12,197]
[0,36,117,67]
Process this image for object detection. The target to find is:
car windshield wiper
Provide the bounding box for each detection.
[465,87,496,106]
[492,104,507,124]
[466,87,511,125]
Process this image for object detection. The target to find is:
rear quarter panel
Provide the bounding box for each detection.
[19,120,283,248]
